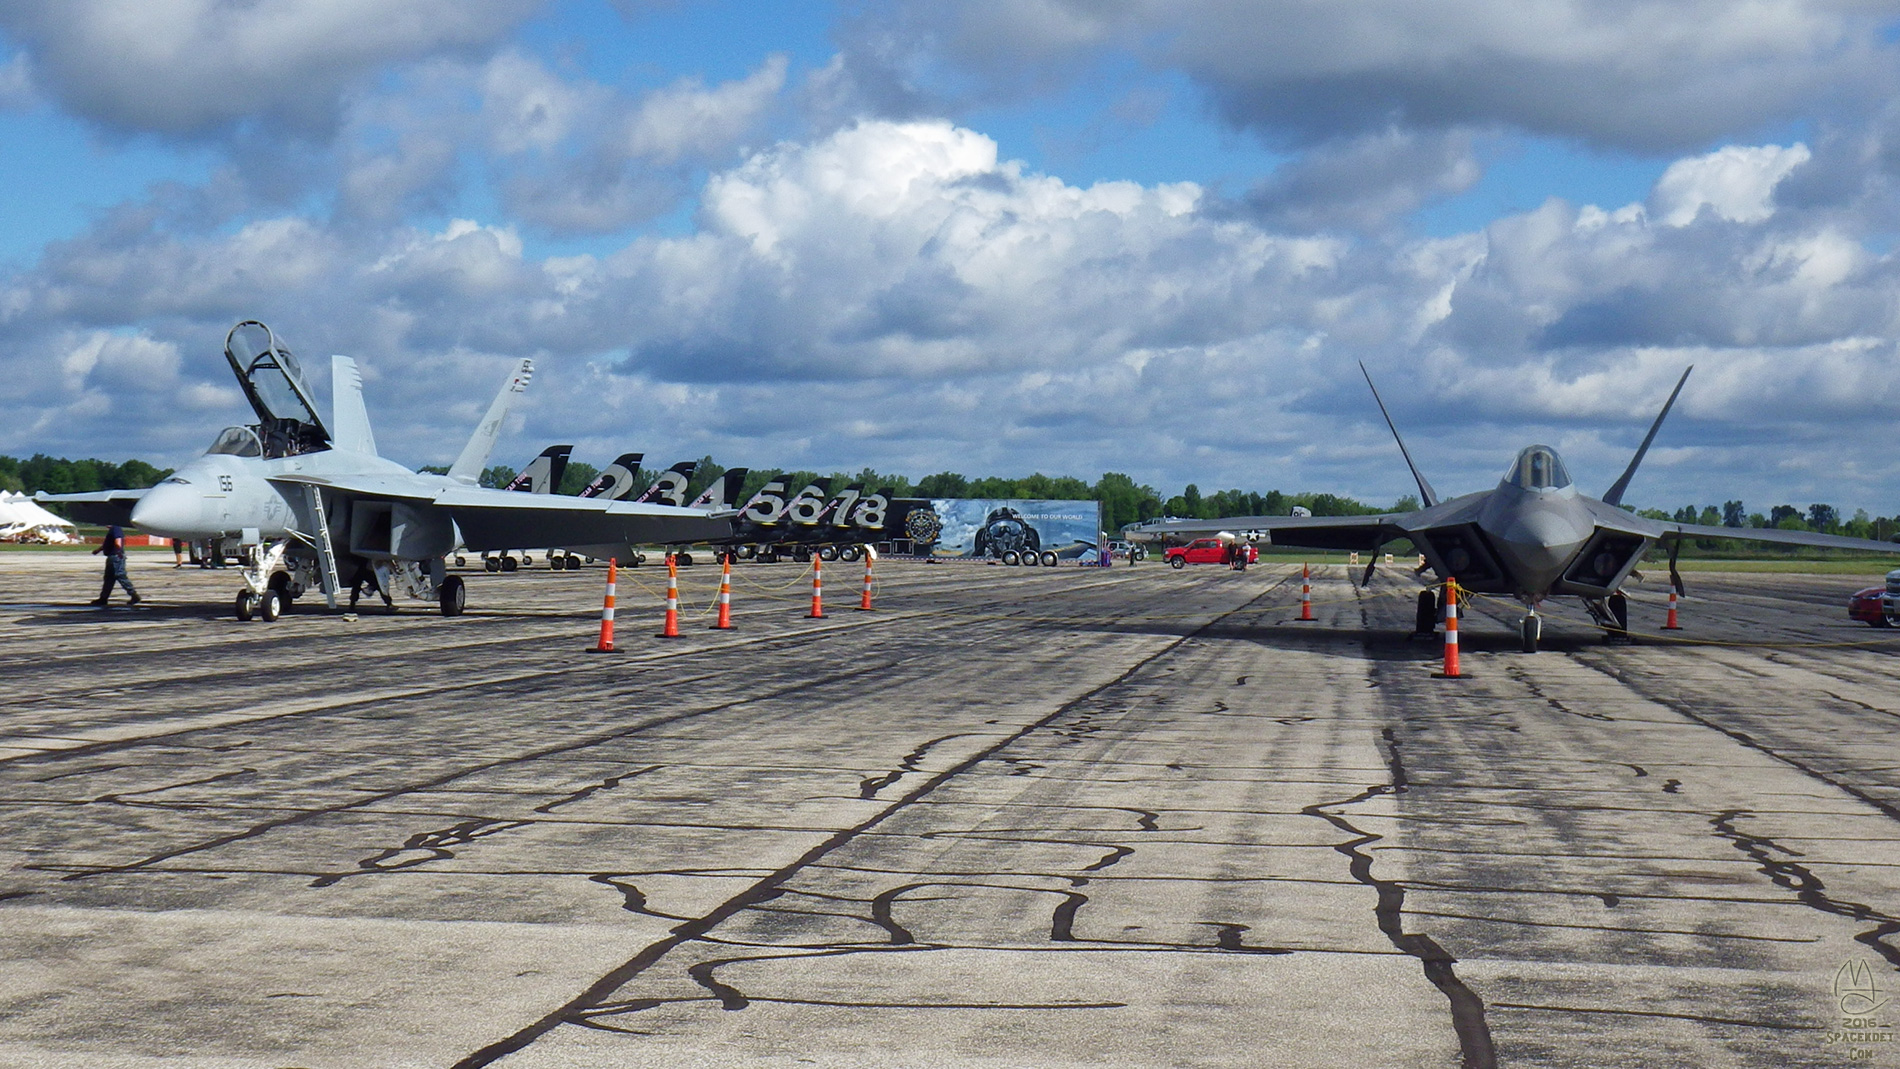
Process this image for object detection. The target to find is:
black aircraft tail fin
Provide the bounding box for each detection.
[636,461,697,506]
[504,445,571,494]
[1602,366,1692,508]
[689,467,750,510]
[581,452,643,499]
[1360,363,1439,508]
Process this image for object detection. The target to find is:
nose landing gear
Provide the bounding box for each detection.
[1519,610,1542,653]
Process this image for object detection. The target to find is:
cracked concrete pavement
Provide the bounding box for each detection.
[3,552,1900,1067]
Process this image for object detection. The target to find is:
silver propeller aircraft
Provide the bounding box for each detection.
[1129,366,1900,651]
[43,321,732,620]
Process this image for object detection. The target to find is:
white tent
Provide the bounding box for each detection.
[0,491,79,543]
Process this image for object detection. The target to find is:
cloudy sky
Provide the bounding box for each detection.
[6,0,1900,515]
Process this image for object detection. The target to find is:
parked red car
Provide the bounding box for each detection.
[1166,538,1258,568]
[1850,586,1890,627]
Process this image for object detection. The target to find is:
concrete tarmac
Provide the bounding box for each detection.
[3,552,1900,1067]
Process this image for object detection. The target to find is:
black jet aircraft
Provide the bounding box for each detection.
[1130,366,1900,651]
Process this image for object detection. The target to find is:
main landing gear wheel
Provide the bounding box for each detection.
[484,557,500,572]
[235,591,256,621]
[499,556,518,572]
[840,545,862,562]
[1022,551,1040,567]
[1605,591,1630,645]
[818,546,838,562]
[1414,589,1437,636]
[440,575,466,617]
[1520,613,1541,653]
[1041,551,1058,567]
[1001,550,1020,566]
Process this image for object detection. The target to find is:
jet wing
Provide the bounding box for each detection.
[433,486,733,549]
[1127,513,1410,552]
[35,489,147,527]
[1660,521,1900,555]
[269,472,733,549]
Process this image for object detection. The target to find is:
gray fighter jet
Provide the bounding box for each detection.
[43,321,732,620]
[1128,366,1900,651]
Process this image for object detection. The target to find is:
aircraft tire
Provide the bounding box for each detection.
[1001,551,1020,566]
[677,552,694,567]
[817,546,836,562]
[1606,591,1629,644]
[440,576,466,617]
[1520,615,1539,653]
[1041,551,1058,567]
[567,556,583,570]
[1415,590,1437,635]
[260,589,282,622]
[455,555,467,567]
[484,557,500,572]
[234,591,256,622]
[840,545,861,562]
[1023,552,1040,567]
[1169,555,1185,570]
[500,556,518,572]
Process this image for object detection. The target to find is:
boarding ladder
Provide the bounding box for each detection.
[301,484,343,610]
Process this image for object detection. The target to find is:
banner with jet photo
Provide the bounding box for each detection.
[927,499,1102,558]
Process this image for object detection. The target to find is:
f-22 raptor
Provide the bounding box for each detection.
[1130,366,1900,651]
[44,322,731,620]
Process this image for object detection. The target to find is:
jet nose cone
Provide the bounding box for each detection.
[129,483,202,538]
[1501,509,1590,551]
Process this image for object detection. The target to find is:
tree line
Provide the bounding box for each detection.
[1637,500,1900,548]
[0,454,172,495]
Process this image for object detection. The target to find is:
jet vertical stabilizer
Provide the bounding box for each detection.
[1602,366,1693,508]
[504,445,571,494]
[689,468,750,510]
[447,359,534,485]
[1360,363,1439,508]
[581,453,643,500]
[329,356,378,456]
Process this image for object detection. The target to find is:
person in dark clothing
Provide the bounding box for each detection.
[349,560,394,611]
[91,525,141,607]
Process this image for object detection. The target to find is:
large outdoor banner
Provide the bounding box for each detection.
[925,499,1102,558]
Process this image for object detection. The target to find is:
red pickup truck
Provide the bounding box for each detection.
[1166,538,1258,569]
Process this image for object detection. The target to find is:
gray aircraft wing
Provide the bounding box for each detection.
[270,473,732,549]
[432,485,732,548]
[1659,520,1900,555]
[35,488,147,527]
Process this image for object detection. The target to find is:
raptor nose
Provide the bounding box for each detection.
[130,482,205,538]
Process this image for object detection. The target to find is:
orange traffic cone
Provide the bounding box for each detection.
[806,556,827,618]
[1662,588,1682,630]
[710,554,735,630]
[1435,579,1463,679]
[588,558,620,652]
[858,549,875,611]
[1298,563,1315,621]
[657,553,682,638]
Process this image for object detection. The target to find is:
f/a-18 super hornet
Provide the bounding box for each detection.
[42,321,732,620]
[1128,366,1900,652]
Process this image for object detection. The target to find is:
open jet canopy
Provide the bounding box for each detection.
[1504,445,1571,492]
[224,320,329,457]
